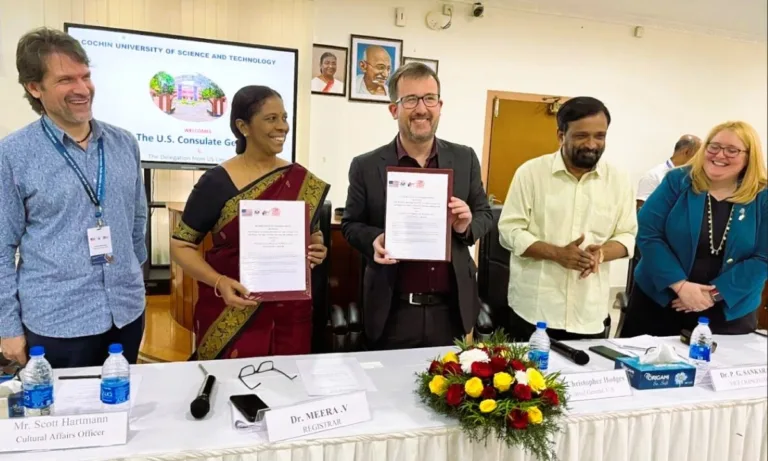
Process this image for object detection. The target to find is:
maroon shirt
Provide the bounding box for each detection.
[394,136,453,294]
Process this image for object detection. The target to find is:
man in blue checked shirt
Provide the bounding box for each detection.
[0,27,148,368]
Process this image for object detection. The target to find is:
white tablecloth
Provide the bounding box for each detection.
[6,334,768,461]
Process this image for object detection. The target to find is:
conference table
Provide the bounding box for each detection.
[6,334,768,461]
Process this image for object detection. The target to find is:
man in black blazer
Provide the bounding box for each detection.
[341,62,493,350]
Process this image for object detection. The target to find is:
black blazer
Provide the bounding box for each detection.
[341,136,493,343]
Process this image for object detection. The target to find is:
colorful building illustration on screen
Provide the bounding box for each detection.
[148,71,227,122]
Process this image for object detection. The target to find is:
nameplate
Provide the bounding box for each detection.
[264,390,370,442]
[0,411,128,453]
[710,365,767,392]
[562,370,632,401]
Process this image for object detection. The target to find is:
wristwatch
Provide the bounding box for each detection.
[710,288,723,303]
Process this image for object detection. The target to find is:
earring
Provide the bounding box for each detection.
[738,208,746,221]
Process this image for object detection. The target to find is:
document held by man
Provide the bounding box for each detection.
[239,200,311,301]
[385,167,453,261]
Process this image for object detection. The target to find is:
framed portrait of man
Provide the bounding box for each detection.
[348,34,403,103]
[402,57,439,76]
[311,44,348,97]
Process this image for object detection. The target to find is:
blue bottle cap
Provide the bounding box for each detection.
[536,321,547,329]
[29,346,45,357]
[698,317,709,325]
[108,343,123,354]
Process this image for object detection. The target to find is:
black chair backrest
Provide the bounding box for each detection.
[311,200,332,353]
[625,246,641,296]
[478,205,509,308]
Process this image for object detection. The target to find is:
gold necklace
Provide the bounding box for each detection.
[707,193,734,256]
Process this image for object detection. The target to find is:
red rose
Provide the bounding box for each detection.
[429,360,442,375]
[445,384,464,406]
[443,362,463,376]
[513,383,532,401]
[492,346,508,356]
[541,388,560,406]
[507,409,529,429]
[481,385,497,400]
[509,360,526,371]
[471,362,493,379]
[490,356,507,373]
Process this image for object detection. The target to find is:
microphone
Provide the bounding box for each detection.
[550,339,590,366]
[190,372,217,419]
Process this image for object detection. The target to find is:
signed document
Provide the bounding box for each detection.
[239,200,311,301]
[384,167,453,261]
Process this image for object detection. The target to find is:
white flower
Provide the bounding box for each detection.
[515,370,529,386]
[459,348,490,374]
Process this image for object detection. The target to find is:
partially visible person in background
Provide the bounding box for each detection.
[622,121,767,337]
[170,85,330,361]
[636,134,702,209]
[0,27,148,369]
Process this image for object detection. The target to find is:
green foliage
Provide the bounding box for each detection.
[201,82,225,100]
[414,328,569,461]
[149,71,175,95]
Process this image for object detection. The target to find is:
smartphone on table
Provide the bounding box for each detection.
[588,345,630,361]
[230,393,270,422]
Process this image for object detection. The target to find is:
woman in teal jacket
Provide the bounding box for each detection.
[621,121,767,336]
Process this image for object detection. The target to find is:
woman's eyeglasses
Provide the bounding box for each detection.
[706,143,747,158]
[238,360,297,390]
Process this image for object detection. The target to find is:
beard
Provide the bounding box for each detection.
[57,91,94,124]
[566,145,604,169]
[402,114,437,143]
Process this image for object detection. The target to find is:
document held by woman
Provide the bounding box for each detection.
[239,200,311,301]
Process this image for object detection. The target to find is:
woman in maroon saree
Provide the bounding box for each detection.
[170,86,330,360]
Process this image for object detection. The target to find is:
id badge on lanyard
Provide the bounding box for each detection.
[41,118,114,265]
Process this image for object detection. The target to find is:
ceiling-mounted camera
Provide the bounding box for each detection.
[472,2,485,18]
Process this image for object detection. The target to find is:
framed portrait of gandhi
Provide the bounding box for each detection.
[348,34,403,104]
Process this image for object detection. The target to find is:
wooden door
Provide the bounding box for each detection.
[487,99,561,202]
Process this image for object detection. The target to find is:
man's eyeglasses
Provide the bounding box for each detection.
[396,94,440,109]
[706,142,748,158]
[238,360,297,390]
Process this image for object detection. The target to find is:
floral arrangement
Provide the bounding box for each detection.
[415,330,568,461]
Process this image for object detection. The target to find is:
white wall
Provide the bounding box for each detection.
[309,0,768,286]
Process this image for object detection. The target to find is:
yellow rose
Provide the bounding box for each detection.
[526,368,547,392]
[441,351,459,364]
[493,372,514,392]
[428,375,448,396]
[479,399,497,413]
[527,406,543,424]
[464,377,484,398]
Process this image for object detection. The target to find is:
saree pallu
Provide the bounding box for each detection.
[173,163,329,360]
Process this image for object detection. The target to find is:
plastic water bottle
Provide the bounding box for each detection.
[21,346,54,416]
[528,322,551,371]
[100,343,131,411]
[689,317,713,382]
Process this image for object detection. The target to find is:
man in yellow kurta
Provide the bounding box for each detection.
[498,96,637,341]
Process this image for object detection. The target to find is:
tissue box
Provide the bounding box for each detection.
[615,356,696,390]
[0,378,24,419]
[0,390,23,419]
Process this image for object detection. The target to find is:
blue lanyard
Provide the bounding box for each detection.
[40,118,105,225]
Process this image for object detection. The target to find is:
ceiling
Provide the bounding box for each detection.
[483,0,767,42]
